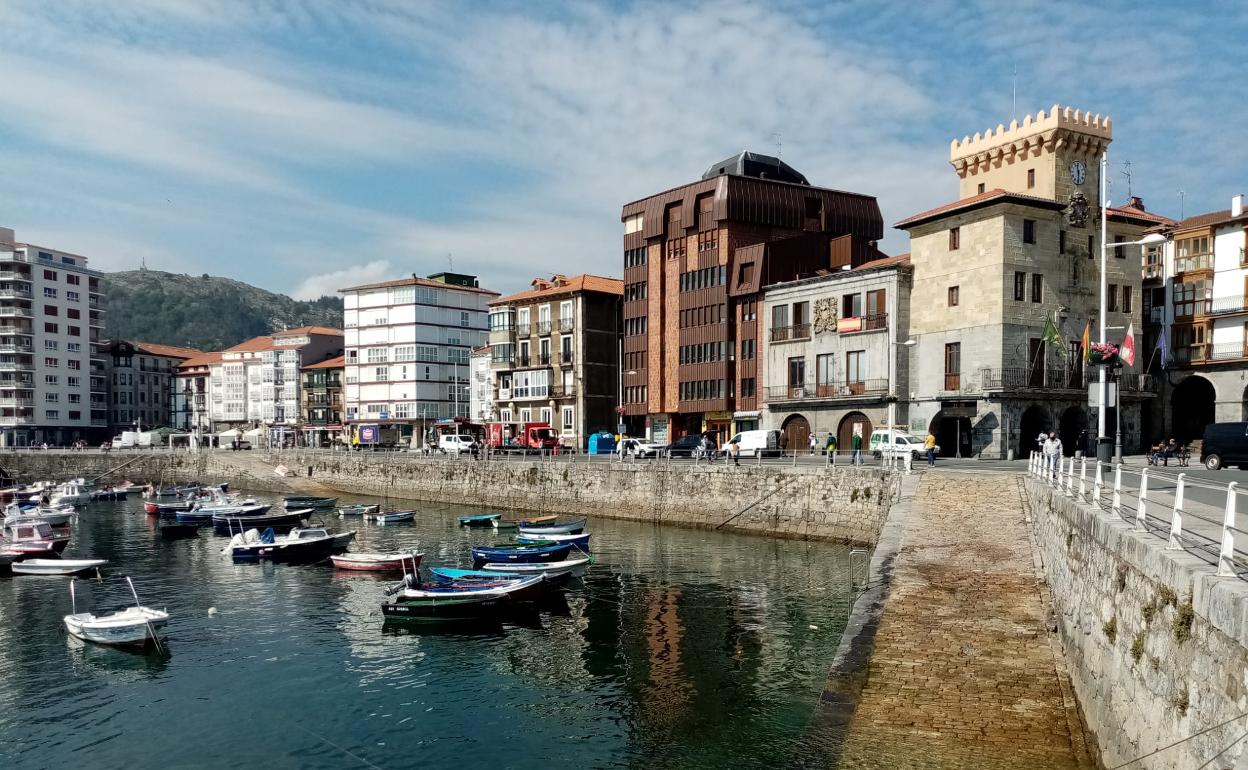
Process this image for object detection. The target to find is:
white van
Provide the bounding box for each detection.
[724,429,781,458]
[869,429,934,460]
[438,434,478,455]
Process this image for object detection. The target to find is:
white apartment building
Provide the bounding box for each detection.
[208,328,343,438]
[1146,194,1248,443]
[468,345,495,423]
[340,272,496,444]
[0,226,108,446]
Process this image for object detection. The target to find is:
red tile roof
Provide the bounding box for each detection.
[339,276,499,296]
[1156,208,1248,233]
[895,188,1064,228]
[1106,198,1175,226]
[177,351,223,370]
[302,354,345,370]
[224,335,274,353]
[276,326,343,337]
[133,341,202,359]
[850,253,911,271]
[490,274,623,305]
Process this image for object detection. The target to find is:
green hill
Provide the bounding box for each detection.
[104,269,342,351]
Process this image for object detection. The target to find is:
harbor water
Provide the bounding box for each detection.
[0,493,859,769]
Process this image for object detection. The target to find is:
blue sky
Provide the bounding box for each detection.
[1,0,1245,299]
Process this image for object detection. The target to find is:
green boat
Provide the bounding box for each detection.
[458,513,502,527]
[284,496,338,509]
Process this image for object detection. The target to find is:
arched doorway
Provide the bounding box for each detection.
[1018,405,1052,458]
[1059,406,1088,457]
[1171,376,1215,444]
[837,412,872,455]
[1241,384,1248,420]
[929,412,972,458]
[781,414,811,454]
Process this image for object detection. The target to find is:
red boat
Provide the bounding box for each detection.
[330,552,422,573]
[145,500,194,516]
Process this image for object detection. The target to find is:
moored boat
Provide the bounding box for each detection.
[177,503,271,525]
[458,513,502,527]
[491,514,557,530]
[366,510,415,524]
[515,532,590,550]
[517,517,587,536]
[331,552,422,572]
[63,577,168,650]
[12,558,108,576]
[224,527,355,564]
[211,509,310,536]
[2,520,70,554]
[337,504,379,517]
[471,542,572,566]
[5,502,75,528]
[88,487,131,502]
[381,574,547,621]
[431,557,589,584]
[284,495,337,509]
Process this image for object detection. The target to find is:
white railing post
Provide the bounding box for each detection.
[1167,473,1186,550]
[1066,457,1076,497]
[1135,467,1149,532]
[1031,451,1037,476]
[1217,482,1238,577]
[905,450,913,475]
[1078,456,1088,502]
[1092,461,1104,507]
[1111,463,1122,515]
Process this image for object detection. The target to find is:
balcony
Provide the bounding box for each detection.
[0,396,34,407]
[516,324,531,336]
[518,356,531,368]
[538,353,551,366]
[1175,253,1213,276]
[764,379,889,403]
[0,288,32,300]
[559,318,574,333]
[0,271,31,282]
[0,307,33,318]
[0,251,31,264]
[769,323,812,343]
[0,359,34,372]
[0,343,33,354]
[1143,263,1165,281]
[980,366,1157,392]
[551,383,577,397]
[837,314,888,335]
[1204,296,1248,317]
[943,373,962,392]
[0,325,30,336]
[88,296,104,308]
[1173,342,1248,366]
[537,321,552,335]
[91,417,108,427]
[491,356,516,369]
[0,414,36,425]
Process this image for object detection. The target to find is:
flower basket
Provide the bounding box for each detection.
[1088,342,1119,366]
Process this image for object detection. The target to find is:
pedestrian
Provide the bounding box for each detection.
[826,432,837,466]
[851,431,862,466]
[1036,431,1048,453]
[925,430,937,466]
[780,431,789,456]
[808,433,817,456]
[729,437,740,466]
[1043,431,1063,479]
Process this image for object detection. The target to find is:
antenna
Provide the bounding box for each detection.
[770,132,782,158]
[447,252,453,272]
[1121,159,1133,199]
[1011,64,1017,122]
[1178,189,1186,219]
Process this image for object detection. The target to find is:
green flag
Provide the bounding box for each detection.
[1041,318,1066,359]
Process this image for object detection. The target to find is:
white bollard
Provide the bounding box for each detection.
[1063,457,1074,497]
[1092,461,1104,507]
[1136,467,1149,532]
[1078,456,1087,501]
[1167,473,1186,550]
[1217,482,1238,577]
[1112,463,1122,515]
[905,450,913,475]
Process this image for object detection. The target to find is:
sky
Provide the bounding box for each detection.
[1,0,1245,300]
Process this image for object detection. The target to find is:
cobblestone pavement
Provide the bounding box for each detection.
[833,473,1092,769]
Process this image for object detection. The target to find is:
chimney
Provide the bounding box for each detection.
[1127,196,1145,211]
[1233,194,1244,218]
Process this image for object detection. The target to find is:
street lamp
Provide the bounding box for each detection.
[1097,151,1166,466]
[889,338,917,467]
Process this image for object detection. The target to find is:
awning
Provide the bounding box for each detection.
[243,428,264,438]
[218,429,241,438]
[301,425,344,431]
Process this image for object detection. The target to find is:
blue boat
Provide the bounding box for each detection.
[516,517,586,536]
[429,567,527,583]
[471,542,571,565]
[515,533,590,550]
[458,513,502,527]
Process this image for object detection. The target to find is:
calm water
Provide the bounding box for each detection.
[0,492,857,769]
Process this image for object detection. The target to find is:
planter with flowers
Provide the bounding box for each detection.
[1088,342,1119,366]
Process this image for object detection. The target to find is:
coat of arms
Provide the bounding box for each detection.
[1067,191,1090,228]
[813,297,837,334]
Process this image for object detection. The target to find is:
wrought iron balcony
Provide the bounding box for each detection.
[764,379,888,402]
[537,321,552,335]
[559,318,574,332]
[769,323,812,342]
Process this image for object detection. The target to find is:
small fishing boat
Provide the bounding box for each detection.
[284,495,337,509]
[211,509,309,536]
[517,517,587,536]
[366,510,415,524]
[63,577,168,650]
[176,503,271,525]
[50,480,91,506]
[491,514,557,530]
[225,527,355,564]
[471,542,572,566]
[88,487,131,502]
[381,574,548,621]
[2,520,70,554]
[430,557,589,584]
[12,558,107,576]
[5,502,75,528]
[515,532,590,550]
[337,504,379,517]
[159,522,200,540]
[147,500,194,516]
[458,513,502,527]
[331,552,422,572]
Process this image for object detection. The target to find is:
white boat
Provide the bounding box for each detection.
[12,558,107,576]
[63,577,169,650]
[365,510,415,524]
[4,503,75,528]
[50,480,91,506]
[478,557,591,578]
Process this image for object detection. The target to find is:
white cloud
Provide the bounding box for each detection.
[290,260,393,300]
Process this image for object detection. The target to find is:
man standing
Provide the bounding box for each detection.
[826,432,837,466]
[925,430,937,466]
[729,437,740,466]
[1043,432,1063,479]
[808,432,818,456]
[851,431,863,466]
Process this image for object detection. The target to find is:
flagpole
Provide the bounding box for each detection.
[1098,150,1111,465]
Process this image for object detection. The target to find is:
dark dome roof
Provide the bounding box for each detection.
[701,151,809,185]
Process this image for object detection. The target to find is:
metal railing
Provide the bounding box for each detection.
[516,324,531,336]
[763,379,889,402]
[1029,452,1248,581]
[537,321,552,335]
[769,324,812,342]
[981,367,1157,392]
[559,319,574,332]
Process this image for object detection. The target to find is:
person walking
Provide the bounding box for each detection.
[779,431,789,457]
[808,433,817,456]
[851,431,863,466]
[826,432,837,466]
[924,430,937,466]
[729,437,740,466]
[1043,431,1063,479]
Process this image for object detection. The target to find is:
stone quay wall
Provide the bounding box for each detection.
[1,451,899,546]
[1024,479,1248,769]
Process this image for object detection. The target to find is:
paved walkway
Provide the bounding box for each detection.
[833,472,1091,769]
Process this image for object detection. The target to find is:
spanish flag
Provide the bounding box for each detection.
[1082,322,1091,363]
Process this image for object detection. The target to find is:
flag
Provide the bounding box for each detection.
[1041,317,1066,358]
[1156,327,1168,369]
[1082,322,1091,363]
[1121,323,1136,367]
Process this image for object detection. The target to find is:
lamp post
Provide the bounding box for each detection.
[1096,153,1166,464]
[889,338,917,467]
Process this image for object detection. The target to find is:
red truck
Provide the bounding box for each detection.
[484,422,560,454]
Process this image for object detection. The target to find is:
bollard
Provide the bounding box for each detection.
[1136,467,1149,532]
[1078,456,1087,501]
[1092,461,1103,507]
[1064,457,1074,497]
[904,450,913,475]
[1167,473,1186,550]
[1112,463,1122,515]
[1217,482,1239,577]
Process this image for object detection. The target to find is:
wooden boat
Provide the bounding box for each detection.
[431,557,589,584]
[159,522,200,540]
[148,500,194,516]
[225,527,355,564]
[284,496,337,509]
[63,577,168,650]
[5,503,75,528]
[517,517,587,536]
[331,552,422,572]
[471,542,572,566]
[88,487,130,502]
[337,504,379,517]
[381,574,547,621]
[515,532,590,550]
[2,521,70,554]
[12,558,107,576]
[211,509,309,536]
[177,504,271,524]
[458,513,502,527]
[366,510,415,524]
[491,514,557,530]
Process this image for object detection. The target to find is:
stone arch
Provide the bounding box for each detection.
[780,414,811,454]
[1058,406,1089,457]
[837,412,872,454]
[1019,404,1052,458]
[929,411,972,458]
[1171,375,1216,444]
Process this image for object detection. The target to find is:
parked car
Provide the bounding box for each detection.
[438,434,478,455]
[1200,422,1248,470]
[869,429,934,460]
[723,429,781,458]
[664,435,708,458]
[618,438,663,458]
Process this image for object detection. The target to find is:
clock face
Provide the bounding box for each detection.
[1070,160,1087,185]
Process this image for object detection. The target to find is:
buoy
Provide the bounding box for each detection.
[208,607,218,616]
[808,624,818,630]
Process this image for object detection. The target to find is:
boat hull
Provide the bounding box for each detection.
[517,518,587,536]
[64,608,168,649]
[331,552,421,572]
[471,543,572,565]
[367,511,415,524]
[12,559,107,576]
[211,511,308,536]
[458,514,501,527]
[284,497,337,509]
[515,533,590,550]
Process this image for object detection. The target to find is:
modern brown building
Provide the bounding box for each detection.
[301,354,344,447]
[620,152,887,444]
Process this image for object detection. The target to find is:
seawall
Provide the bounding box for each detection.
[0,451,899,546]
[1024,478,1248,769]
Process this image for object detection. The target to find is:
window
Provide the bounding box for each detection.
[67,308,79,319]
[67,291,79,302]
[944,342,961,390]
[460,311,470,328]
[66,274,79,285]
[841,293,863,318]
[43,287,56,298]
[1023,219,1036,244]
[560,335,572,360]
[977,182,986,194]
[375,366,388,381]
[846,350,866,384]
[44,340,57,350]
[1108,285,1119,312]
[68,410,80,420]
[948,286,959,307]
[67,360,80,370]
[787,356,805,387]
[771,304,789,330]
[1014,272,1026,301]
[45,410,59,420]
[561,406,574,432]
[1027,168,1036,189]
[365,348,388,364]
[44,322,57,333]
[44,305,57,316]
[740,378,756,398]
[68,394,80,403]
[539,407,552,425]
[67,343,80,352]
[1114,234,1126,258]
[1088,234,1095,258]
[67,376,79,387]
[793,301,809,328]
[68,326,80,336]
[741,338,755,360]
[1059,230,1066,255]
[949,227,960,250]
[1123,286,1133,314]
[45,392,58,403]
[1031,274,1042,304]
[44,357,58,368]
